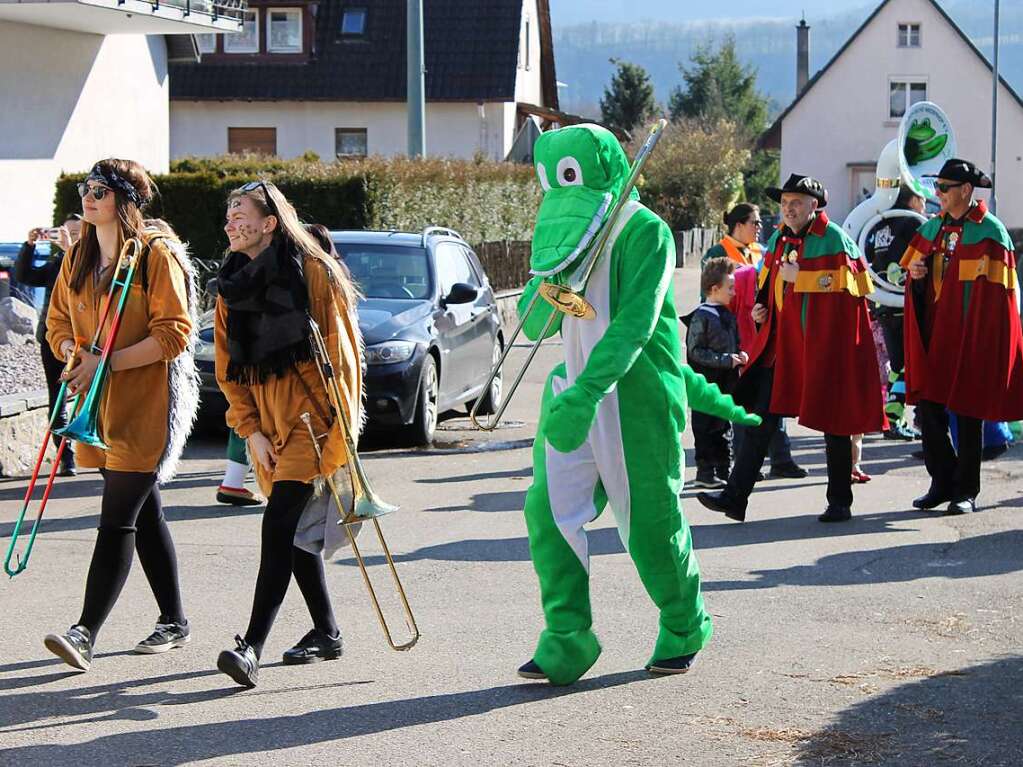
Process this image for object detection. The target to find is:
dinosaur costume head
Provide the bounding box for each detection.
[530,124,633,277]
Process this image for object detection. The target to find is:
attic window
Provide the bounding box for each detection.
[898,23,921,48]
[341,7,367,36]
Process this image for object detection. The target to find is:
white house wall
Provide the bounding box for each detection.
[514,0,543,106]
[0,22,169,240]
[780,0,1023,228]
[170,101,516,161]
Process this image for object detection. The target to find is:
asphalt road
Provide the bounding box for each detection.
[0,266,1020,766]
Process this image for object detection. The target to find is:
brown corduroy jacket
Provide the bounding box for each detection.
[47,235,192,473]
[215,253,362,497]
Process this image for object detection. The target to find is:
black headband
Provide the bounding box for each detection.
[87,165,147,208]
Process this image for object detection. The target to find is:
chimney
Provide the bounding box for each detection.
[796,16,810,94]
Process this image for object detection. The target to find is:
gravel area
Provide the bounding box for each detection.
[0,340,46,396]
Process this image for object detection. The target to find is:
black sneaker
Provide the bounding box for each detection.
[690,469,725,489]
[57,452,77,477]
[517,659,548,680]
[217,636,259,688]
[135,620,191,654]
[768,462,808,479]
[44,625,92,671]
[647,653,698,675]
[715,465,730,482]
[282,628,343,665]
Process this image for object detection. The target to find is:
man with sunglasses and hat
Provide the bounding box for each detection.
[900,159,1023,515]
[698,174,885,523]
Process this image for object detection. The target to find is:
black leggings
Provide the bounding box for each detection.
[78,470,185,641]
[40,340,70,448]
[243,481,338,657]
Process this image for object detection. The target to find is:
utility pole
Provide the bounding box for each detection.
[991,0,1000,213]
[407,0,425,158]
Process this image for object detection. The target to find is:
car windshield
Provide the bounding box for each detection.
[335,243,431,300]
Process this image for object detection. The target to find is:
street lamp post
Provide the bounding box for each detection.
[407,0,425,158]
[991,0,1000,213]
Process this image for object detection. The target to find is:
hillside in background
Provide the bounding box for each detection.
[553,1,1023,119]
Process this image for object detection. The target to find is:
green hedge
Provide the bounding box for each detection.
[54,155,540,261]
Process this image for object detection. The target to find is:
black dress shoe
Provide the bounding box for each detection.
[647,653,698,675]
[283,628,343,665]
[517,659,547,680]
[945,498,976,515]
[696,491,746,522]
[768,462,808,479]
[217,636,259,688]
[912,488,952,510]
[818,505,852,523]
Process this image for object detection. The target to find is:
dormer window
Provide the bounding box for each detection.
[898,23,921,48]
[268,8,302,54]
[341,7,367,36]
[224,11,259,53]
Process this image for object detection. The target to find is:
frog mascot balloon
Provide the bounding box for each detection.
[516,123,760,685]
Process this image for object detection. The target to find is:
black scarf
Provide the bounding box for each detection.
[217,237,312,384]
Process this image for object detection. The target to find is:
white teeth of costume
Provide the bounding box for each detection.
[529,193,613,278]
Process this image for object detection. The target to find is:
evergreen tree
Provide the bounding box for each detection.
[667,37,777,210]
[600,59,658,137]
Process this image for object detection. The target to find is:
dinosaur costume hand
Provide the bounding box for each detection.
[545,385,599,453]
[682,366,761,426]
[519,275,563,342]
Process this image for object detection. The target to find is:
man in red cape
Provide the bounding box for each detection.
[901,158,1023,515]
[698,174,885,523]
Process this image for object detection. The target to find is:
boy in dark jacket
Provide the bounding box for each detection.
[682,257,747,487]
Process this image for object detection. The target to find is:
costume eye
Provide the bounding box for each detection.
[556,156,584,187]
[536,163,551,192]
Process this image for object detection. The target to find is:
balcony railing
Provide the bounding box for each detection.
[116,0,248,23]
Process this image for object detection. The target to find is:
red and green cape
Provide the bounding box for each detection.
[745,211,886,435]
[900,200,1023,421]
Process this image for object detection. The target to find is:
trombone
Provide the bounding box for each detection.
[4,238,142,577]
[301,316,419,651]
[470,118,668,431]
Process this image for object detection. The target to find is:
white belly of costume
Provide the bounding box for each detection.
[545,201,642,569]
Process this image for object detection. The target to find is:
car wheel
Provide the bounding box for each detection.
[472,339,504,417]
[408,354,439,446]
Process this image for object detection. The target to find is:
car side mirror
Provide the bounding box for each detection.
[442,282,478,306]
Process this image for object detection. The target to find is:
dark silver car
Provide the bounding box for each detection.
[194,227,504,445]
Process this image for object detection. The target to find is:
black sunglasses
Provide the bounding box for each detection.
[934,181,966,193]
[77,182,111,200]
[239,180,279,216]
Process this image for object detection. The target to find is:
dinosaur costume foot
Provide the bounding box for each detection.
[532,627,602,686]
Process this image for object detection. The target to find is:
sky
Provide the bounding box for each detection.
[548,0,874,27]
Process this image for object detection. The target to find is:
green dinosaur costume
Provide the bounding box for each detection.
[519,124,759,685]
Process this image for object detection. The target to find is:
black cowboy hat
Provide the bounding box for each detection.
[766,174,828,207]
[922,158,992,189]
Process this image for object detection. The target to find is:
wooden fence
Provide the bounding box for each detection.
[672,227,720,268]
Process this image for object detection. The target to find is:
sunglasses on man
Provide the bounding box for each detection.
[934,181,966,193]
[76,182,112,201]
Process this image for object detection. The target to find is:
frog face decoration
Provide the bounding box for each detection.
[530,124,634,277]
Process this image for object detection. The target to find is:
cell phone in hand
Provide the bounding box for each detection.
[47,228,62,241]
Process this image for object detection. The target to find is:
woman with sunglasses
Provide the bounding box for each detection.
[213,181,362,688]
[42,159,198,671]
